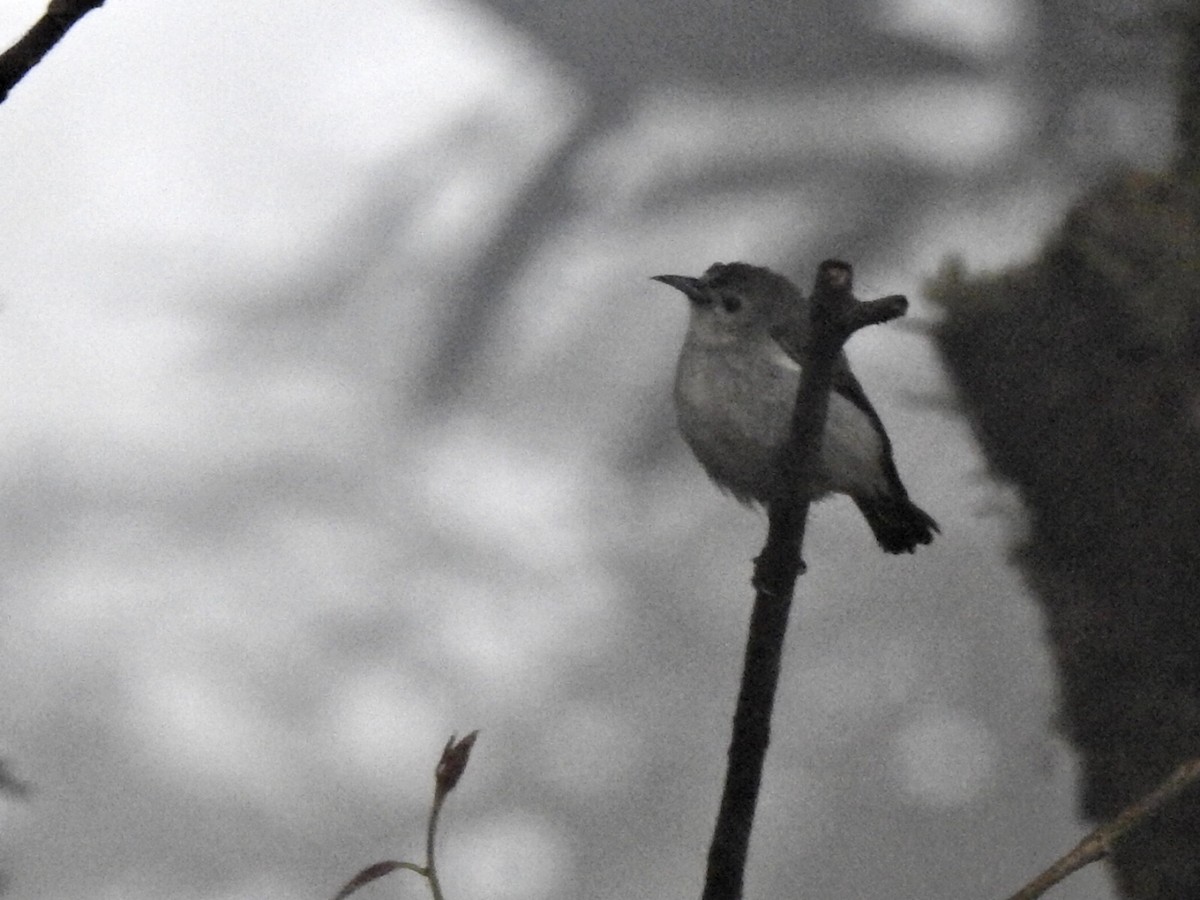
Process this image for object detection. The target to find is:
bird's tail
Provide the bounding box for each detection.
[853,494,939,554]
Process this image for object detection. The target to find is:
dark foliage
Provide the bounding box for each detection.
[932,170,1200,899]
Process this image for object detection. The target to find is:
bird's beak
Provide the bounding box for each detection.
[651,274,710,306]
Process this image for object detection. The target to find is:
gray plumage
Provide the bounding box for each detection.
[653,261,937,554]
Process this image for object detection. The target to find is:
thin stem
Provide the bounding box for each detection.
[426,790,447,900]
[1005,758,1200,900]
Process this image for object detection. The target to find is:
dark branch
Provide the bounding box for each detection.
[701,262,907,900]
[0,0,106,105]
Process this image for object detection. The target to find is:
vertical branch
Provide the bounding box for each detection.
[700,264,908,900]
[700,541,798,900]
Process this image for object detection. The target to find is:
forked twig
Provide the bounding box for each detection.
[701,262,908,900]
[332,732,479,900]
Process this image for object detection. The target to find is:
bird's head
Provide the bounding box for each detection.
[652,262,803,345]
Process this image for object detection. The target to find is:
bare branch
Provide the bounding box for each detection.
[701,262,908,900]
[1006,758,1200,900]
[0,0,106,105]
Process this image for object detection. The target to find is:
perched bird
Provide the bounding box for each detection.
[652,260,937,554]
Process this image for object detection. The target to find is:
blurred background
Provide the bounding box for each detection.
[0,1,1178,898]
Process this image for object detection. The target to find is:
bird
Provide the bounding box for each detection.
[652,259,938,554]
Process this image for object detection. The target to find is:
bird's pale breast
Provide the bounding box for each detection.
[674,337,886,503]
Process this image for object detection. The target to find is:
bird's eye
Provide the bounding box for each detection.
[721,295,742,313]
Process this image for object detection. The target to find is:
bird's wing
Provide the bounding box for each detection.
[828,362,893,452]
[768,324,907,493]
[766,305,807,361]
[769,320,881,429]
